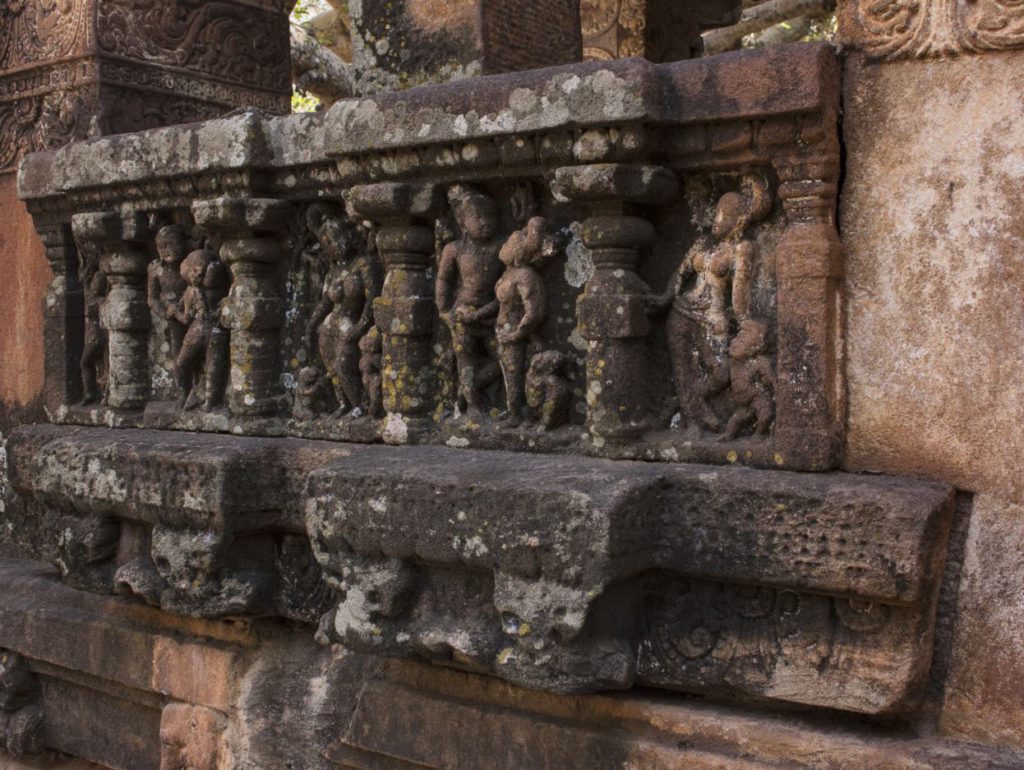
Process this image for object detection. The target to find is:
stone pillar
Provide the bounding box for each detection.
[772,152,843,469]
[192,198,291,418]
[349,0,582,94]
[552,164,678,440]
[581,0,742,61]
[347,183,441,443]
[70,211,152,411]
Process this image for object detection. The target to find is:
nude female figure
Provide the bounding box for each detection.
[650,175,771,430]
[304,205,382,418]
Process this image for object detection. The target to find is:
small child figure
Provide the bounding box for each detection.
[720,318,775,440]
[358,327,384,419]
[525,350,572,431]
[293,366,332,420]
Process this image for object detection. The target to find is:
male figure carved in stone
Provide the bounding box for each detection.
[495,216,564,426]
[436,185,504,419]
[304,204,382,418]
[147,224,189,363]
[650,175,771,431]
[173,248,230,411]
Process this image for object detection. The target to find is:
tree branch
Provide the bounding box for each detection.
[704,0,834,55]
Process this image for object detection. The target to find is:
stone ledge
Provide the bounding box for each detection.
[8,425,952,714]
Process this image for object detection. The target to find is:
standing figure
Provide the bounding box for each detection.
[495,216,564,426]
[650,175,771,431]
[147,224,189,362]
[436,185,504,419]
[80,266,108,405]
[304,205,382,418]
[173,249,230,411]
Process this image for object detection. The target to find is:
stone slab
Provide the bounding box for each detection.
[5,425,953,712]
[305,442,952,711]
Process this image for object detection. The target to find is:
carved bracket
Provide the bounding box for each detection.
[7,424,953,715]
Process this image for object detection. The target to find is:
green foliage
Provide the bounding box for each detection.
[290,0,331,113]
[292,90,321,113]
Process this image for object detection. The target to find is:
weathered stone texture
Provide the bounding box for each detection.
[941,496,1024,748]
[841,47,1024,749]
[842,51,1024,505]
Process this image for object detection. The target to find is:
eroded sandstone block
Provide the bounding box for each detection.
[6,424,954,714]
[304,442,953,713]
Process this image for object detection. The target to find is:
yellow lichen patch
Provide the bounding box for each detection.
[726,450,738,463]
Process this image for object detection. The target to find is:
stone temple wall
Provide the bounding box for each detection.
[0,1,1023,768]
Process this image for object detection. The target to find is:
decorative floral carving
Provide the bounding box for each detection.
[844,0,1024,58]
[0,89,91,172]
[96,1,292,92]
[0,0,90,70]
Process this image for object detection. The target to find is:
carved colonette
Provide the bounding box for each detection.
[10,44,957,719]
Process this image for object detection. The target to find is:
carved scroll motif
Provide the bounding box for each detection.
[96,0,292,91]
[0,0,91,70]
[844,0,1024,58]
[0,89,92,172]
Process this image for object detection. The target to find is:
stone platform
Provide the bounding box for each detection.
[8,424,954,716]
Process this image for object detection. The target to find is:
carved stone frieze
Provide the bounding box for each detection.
[302,441,952,713]
[19,44,843,472]
[0,0,294,174]
[839,0,1024,59]
[0,0,92,70]
[7,423,955,714]
[95,0,293,93]
[6,425,337,623]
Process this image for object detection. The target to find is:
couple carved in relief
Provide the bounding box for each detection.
[147,224,229,411]
[649,175,775,440]
[437,184,570,429]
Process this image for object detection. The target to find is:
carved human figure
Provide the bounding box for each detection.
[172,249,231,411]
[147,224,189,362]
[704,318,776,440]
[80,267,108,405]
[436,185,504,418]
[305,205,382,418]
[292,365,332,420]
[526,350,573,431]
[495,216,564,426]
[358,326,384,419]
[651,175,771,430]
